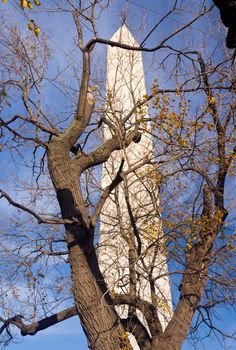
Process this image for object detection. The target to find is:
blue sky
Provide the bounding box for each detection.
[8,318,87,350]
[1,1,235,349]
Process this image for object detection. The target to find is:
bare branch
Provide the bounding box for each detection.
[78,129,142,171]
[91,158,125,227]
[0,307,77,337]
[85,6,214,52]
[0,190,75,225]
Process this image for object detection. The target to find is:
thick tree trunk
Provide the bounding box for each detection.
[68,227,126,350]
[47,143,131,350]
[151,283,205,350]
[152,243,211,350]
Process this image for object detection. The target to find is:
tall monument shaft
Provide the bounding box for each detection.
[99,25,172,348]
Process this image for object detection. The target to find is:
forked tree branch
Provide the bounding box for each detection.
[112,293,163,336]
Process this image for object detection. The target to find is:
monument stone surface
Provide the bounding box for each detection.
[99,25,172,349]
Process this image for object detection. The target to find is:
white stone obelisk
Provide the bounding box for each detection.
[99,25,172,349]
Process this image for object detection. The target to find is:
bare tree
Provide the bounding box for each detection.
[0,1,235,350]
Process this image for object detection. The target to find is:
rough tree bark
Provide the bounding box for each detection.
[46,130,140,349]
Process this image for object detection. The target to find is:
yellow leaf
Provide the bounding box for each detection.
[208,97,215,104]
[27,1,33,9]
[34,26,40,37]
[119,332,128,341]
[1,86,7,97]
[20,0,28,9]
[186,242,192,250]
[28,21,34,30]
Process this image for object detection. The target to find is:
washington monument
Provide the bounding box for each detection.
[99,25,172,349]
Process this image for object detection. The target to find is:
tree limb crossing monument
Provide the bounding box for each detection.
[99,25,172,349]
